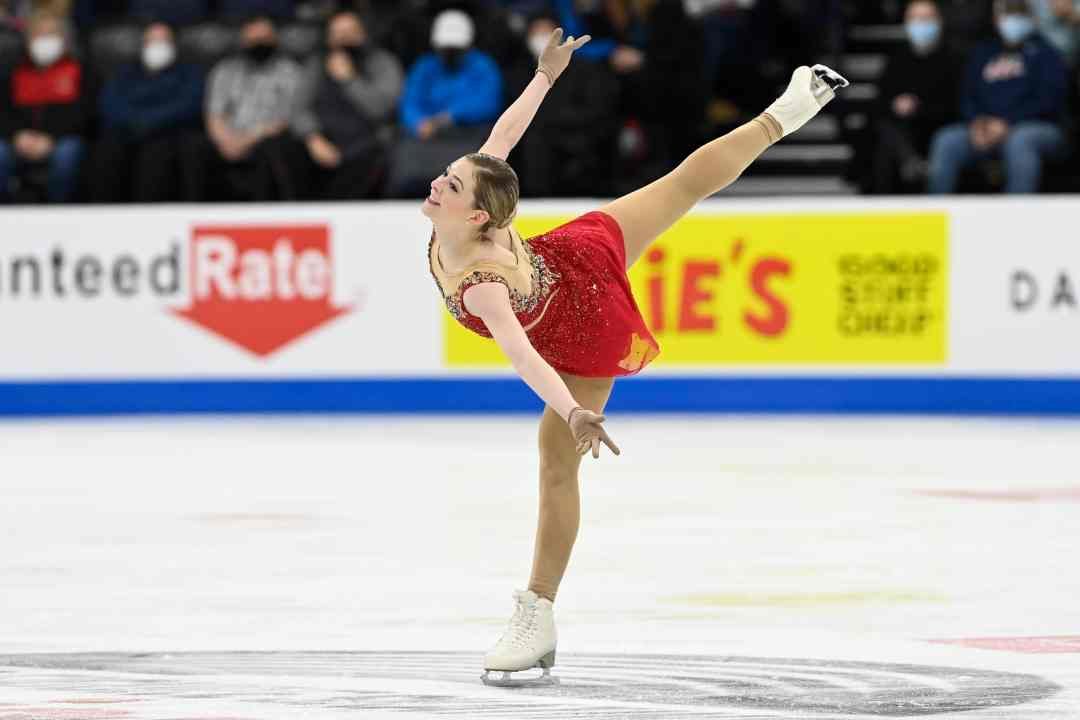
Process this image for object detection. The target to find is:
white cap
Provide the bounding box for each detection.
[431,9,474,49]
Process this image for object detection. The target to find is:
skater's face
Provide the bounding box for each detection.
[422,157,488,230]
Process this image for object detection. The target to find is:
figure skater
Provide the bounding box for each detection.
[424,28,848,686]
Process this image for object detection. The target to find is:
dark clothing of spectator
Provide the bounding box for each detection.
[0,53,89,202]
[505,53,619,196]
[99,60,203,138]
[960,35,1068,124]
[89,60,204,202]
[862,44,960,193]
[128,0,209,25]
[218,0,294,20]
[928,35,1070,194]
[290,46,403,199]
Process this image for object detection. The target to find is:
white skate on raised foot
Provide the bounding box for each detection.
[764,63,850,139]
[481,589,559,688]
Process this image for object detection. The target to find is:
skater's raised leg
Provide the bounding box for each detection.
[601,64,849,269]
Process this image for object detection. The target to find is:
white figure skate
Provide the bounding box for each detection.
[764,63,850,139]
[481,589,559,687]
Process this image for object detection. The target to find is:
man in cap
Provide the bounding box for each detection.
[388,9,502,196]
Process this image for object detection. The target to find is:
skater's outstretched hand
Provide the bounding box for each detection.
[568,407,620,459]
[537,28,591,86]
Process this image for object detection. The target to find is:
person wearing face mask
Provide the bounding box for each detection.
[88,21,204,202]
[927,0,1068,194]
[388,9,502,197]
[858,0,960,193]
[0,12,87,203]
[191,13,302,201]
[289,9,403,200]
[1031,0,1080,66]
[503,11,619,196]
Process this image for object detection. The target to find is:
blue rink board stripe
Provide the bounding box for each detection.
[2,377,1080,416]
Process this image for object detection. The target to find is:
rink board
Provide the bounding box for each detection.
[0,198,1078,415]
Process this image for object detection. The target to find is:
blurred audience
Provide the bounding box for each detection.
[88,21,203,202]
[290,8,403,200]
[927,0,1069,194]
[387,8,501,197]
[218,0,294,21]
[0,12,87,203]
[504,11,618,195]
[192,13,302,201]
[861,0,959,194]
[1031,0,1080,65]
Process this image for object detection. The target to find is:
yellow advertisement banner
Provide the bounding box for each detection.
[445,212,948,366]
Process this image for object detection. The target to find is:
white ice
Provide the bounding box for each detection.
[1,416,1078,718]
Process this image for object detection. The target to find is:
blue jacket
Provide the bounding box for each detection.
[99,61,204,137]
[960,36,1067,125]
[400,50,502,137]
[553,0,617,62]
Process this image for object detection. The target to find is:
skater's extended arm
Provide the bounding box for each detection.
[463,283,578,418]
[478,28,590,160]
[463,282,619,457]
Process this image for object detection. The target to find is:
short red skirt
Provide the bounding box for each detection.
[513,211,660,377]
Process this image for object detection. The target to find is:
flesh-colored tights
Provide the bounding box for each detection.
[527,117,778,602]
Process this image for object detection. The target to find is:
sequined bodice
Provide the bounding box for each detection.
[427,229,560,335]
[427,212,660,377]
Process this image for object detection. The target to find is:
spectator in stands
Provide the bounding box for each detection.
[192,14,303,201]
[504,11,619,196]
[290,8,403,199]
[128,0,210,26]
[927,0,1069,193]
[865,0,959,193]
[387,9,501,197]
[0,13,88,203]
[88,21,204,202]
[1032,0,1080,65]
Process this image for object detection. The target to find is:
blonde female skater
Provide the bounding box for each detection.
[424,29,847,686]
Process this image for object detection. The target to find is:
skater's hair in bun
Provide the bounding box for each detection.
[467,153,519,235]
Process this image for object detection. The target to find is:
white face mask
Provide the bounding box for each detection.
[143,41,176,71]
[29,35,63,67]
[527,32,548,59]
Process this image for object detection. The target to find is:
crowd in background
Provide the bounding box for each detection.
[0,0,1076,204]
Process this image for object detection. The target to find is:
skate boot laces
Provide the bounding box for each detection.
[501,590,539,650]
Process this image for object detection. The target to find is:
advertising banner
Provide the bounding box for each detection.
[0,198,1078,415]
[447,212,948,367]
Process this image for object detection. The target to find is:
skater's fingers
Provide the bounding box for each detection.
[569,34,591,49]
[600,430,621,456]
[591,436,600,459]
[548,27,563,47]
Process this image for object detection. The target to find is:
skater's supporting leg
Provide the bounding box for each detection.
[599,117,778,270]
[528,372,615,602]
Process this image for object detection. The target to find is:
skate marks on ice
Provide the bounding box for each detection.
[0,652,1060,719]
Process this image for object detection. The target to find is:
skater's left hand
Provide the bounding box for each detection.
[568,407,620,459]
[537,28,591,86]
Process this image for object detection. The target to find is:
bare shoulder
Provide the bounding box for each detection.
[461,278,512,318]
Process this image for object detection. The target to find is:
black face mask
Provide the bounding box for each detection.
[438,47,465,71]
[245,42,277,65]
[339,42,369,65]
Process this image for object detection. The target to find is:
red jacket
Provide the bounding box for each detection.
[0,55,89,139]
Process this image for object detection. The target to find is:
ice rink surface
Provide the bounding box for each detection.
[1,415,1078,719]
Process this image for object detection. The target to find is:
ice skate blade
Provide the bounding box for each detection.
[481,667,559,688]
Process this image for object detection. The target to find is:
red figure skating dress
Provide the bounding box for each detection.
[429,211,660,377]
